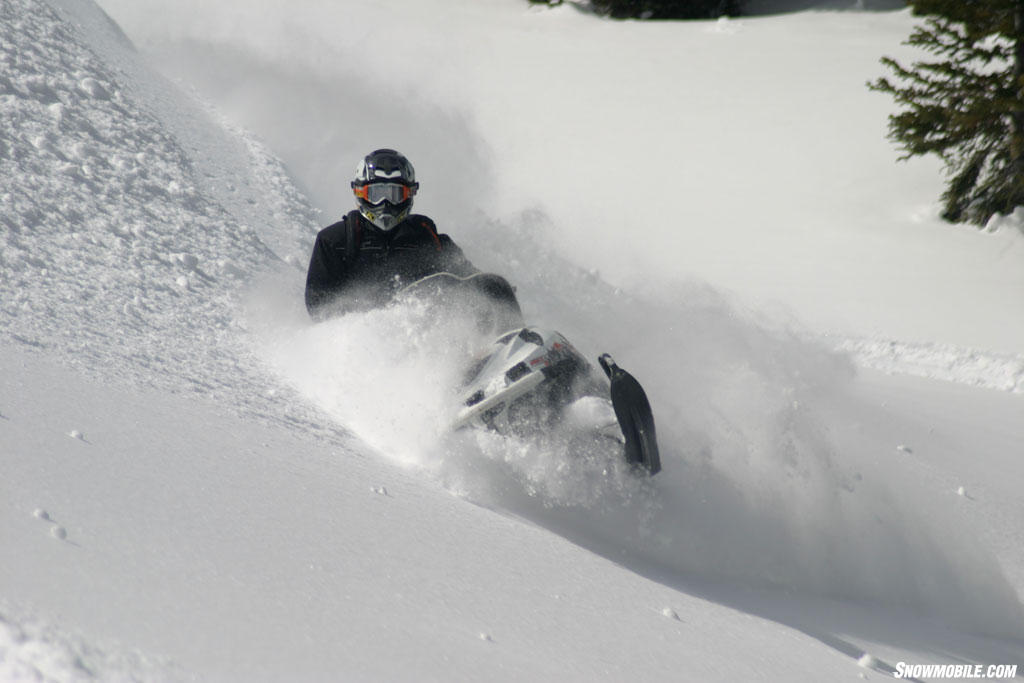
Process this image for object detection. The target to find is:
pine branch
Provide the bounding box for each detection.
[870,0,1024,225]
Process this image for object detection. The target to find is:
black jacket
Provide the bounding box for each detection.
[304,210,479,319]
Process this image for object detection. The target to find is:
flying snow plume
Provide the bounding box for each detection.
[440,211,1024,638]
[247,209,1024,640]
[250,276,503,462]
[270,225,1020,642]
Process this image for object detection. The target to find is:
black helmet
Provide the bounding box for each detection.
[351,148,419,230]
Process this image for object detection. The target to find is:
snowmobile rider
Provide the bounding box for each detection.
[304,148,520,321]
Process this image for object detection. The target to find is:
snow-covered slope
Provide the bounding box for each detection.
[1,0,319,406]
[2,0,1023,680]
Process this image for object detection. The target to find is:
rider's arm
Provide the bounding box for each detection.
[304,222,350,320]
[437,234,481,278]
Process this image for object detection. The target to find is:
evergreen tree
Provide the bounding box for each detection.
[590,0,741,20]
[869,0,1024,225]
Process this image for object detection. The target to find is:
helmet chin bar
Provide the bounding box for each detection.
[361,202,410,230]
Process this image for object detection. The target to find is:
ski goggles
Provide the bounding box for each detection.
[352,182,417,205]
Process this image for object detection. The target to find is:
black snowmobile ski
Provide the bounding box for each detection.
[598,354,661,475]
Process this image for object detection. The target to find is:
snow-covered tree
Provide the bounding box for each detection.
[870,0,1024,225]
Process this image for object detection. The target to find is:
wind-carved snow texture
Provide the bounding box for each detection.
[0,0,326,432]
[254,210,1024,640]
[0,603,179,683]
[837,338,1024,393]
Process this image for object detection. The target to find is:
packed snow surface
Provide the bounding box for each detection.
[2,0,1023,680]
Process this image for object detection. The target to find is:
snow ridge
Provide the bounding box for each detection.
[1,0,327,433]
[838,337,1024,393]
[3,0,254,381]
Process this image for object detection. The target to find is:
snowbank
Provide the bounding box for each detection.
[1,0,320,417]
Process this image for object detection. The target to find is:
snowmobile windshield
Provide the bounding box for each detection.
[353,182,417,205]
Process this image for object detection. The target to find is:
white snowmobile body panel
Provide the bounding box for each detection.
[453,327,617,438]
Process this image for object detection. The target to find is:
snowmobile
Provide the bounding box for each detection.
[398,272,661,475]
